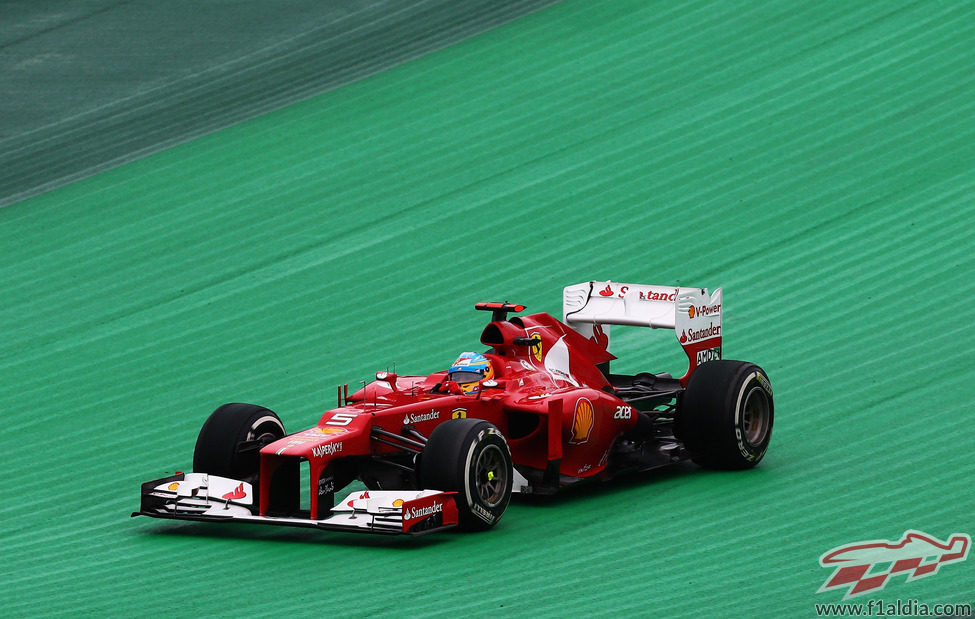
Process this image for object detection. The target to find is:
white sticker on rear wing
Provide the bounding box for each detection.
[563,281,706,345]
[563,281,722,383]
[564,281,700,330]
[675,287,722,383]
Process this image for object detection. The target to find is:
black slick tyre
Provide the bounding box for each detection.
[675,360,773,469]
[419,419,513,532]
[193,403,286,483]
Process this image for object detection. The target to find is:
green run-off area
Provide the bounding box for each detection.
[2,1,973,616]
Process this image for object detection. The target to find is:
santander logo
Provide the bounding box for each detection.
[403,500,443,522]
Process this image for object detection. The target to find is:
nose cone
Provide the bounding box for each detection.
[262,427,349,458]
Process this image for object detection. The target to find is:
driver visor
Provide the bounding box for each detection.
[448,370,483,384]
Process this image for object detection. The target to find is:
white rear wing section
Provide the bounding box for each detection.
[563,281,723,383]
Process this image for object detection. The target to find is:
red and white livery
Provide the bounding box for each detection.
[134,281,773,536]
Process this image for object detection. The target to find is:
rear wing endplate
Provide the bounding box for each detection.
[562,281,722,384]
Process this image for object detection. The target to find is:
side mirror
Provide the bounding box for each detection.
[376,371,398,391]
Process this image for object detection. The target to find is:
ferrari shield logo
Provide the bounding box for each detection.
[570,398,594,444]
[451,408,467,419]
[530,334,543,363]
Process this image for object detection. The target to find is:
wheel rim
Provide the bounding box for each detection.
[237,416,285,473]
[740,386,770,446]
[247,416,284,445]
[474,444,508,507]
[252,428,280,446]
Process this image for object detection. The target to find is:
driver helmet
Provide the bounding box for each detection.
[448,352,494,395]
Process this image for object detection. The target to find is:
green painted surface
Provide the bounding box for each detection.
[2,0,974,616]
[0,0,559,207]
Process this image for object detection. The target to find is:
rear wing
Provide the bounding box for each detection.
[562,281,722,384]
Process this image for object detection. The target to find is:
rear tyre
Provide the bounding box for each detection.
[675,361,773,469]
[419,419,513,531]
[193,403,286,484]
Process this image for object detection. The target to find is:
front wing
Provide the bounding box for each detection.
[132,473,458,536]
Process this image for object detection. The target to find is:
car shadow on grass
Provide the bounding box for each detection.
[510,460,703,508]
[133,517,454,548]
[132,461,742,544]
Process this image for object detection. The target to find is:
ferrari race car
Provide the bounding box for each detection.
[134,281,773,535]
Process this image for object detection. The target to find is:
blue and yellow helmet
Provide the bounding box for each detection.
[448,352,494,394]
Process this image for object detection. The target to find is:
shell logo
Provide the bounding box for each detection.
[688,306,696,319]
[570,398,595,445]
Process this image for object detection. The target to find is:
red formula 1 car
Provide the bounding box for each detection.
[134,281,773,535]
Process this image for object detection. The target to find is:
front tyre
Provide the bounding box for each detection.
[420,419,513,531]
[675,361,773,469]
[193,403,286,483]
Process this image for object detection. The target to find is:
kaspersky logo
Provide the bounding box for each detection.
[817,529,970,599]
